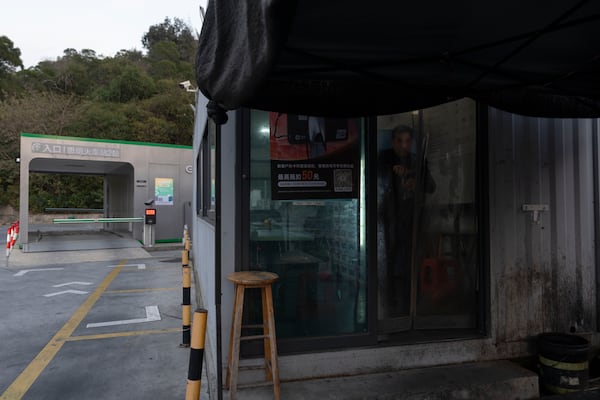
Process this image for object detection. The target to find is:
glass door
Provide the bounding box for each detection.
[376,99,481,335]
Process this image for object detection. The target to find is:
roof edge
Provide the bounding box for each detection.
[21,133,193,150]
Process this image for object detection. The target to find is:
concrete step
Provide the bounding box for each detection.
[226,360,539,400]
[546,389,600,399]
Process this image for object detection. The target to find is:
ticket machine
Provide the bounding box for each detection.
[143,207,156,247]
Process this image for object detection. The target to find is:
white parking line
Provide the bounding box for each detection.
[107,263,146,270]
[52,282,93,287]
[44,290,89,297]
[13,268,64,277]
[86,305,161,328]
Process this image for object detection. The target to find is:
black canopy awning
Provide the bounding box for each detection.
[195,0,600,118]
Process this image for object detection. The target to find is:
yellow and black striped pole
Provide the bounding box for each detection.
[182,224,188,245]
[186,308,208,400]
[181,248,191,347]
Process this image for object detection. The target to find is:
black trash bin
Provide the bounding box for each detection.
[538,332,590,394]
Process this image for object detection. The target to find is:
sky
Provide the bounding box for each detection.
[1,0,208,68]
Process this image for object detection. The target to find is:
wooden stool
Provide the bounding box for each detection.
[225,271,280,400]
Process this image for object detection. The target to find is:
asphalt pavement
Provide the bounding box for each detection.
[4,225,599,400]
[0,243,208,400]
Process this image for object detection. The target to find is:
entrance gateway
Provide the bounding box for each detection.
[18,133,193,251]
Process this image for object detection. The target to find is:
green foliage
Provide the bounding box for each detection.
[64,101,132,139]
[0,17,197,210]
[0,91,83,208]
[29,174,104,213]
[103,66,156,102]
[139,81,194,145]
[114,49,145,63]
[148,41,195,80]
[0,36,24,99]
[0,36,23,72]
[142,17,197,63]
[29,49,103,95]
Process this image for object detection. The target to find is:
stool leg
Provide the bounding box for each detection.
[226,284,245,400]
[225,284,238,390]
[264,284,280,400]
[261,287,272,382]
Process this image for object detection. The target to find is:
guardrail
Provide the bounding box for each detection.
[53,217,144,224]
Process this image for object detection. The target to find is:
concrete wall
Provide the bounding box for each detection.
[191,119,218,400]
[219,112,238,380]
[0,206,18,224]
[191,93,218,398]
[191,106,237,400]
[193,218,217,397]
[130,147,193,241]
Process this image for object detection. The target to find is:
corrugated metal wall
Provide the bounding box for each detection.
[488,108,598,344]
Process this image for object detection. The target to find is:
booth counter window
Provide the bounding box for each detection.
[246,110,368,340]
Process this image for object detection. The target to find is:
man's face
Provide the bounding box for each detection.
[392,131,412,156]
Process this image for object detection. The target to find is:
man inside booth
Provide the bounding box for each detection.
[378,125,436,315]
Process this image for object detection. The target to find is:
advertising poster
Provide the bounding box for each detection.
[270,113,361,200]
[154,177,174,205]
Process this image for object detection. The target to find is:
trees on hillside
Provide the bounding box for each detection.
[0,17,198,210]
[0,36,24,99]
[142,17,197,63]
[0,91,83,207]
[0,36,23,73]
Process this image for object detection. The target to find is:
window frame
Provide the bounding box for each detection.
[371,101,489,341]
[237,103,489,354]
[196,124,204,217]
[198,120,216,224]
[239,109,375,355]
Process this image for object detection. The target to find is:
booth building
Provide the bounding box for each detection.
[192,98,600,398]
[19,133,193,250]
[191,1,600,398]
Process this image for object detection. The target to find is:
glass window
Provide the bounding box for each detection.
[377,98,480,333]
[198,121,216,223]
[208,121,216,215]
[247,110,367,339]
[196,150,202,216]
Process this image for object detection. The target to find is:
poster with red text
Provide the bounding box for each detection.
[269,113,361,200]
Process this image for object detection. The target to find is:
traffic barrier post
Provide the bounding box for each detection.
[185,308,208,400]
[6,224,12,258]
[181,248,191,347]
[5,221,19,268]
[182,224,189,245]
[11,222,17,250]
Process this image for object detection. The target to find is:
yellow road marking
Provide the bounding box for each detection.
[0,260,127,400]
[105,287,177,294]
[65,327,182,342]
